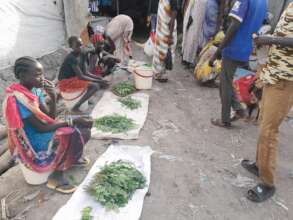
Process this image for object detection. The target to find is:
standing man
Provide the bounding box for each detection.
[209,0,267,128]
[241,3,293,203]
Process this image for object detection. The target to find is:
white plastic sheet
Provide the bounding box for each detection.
[91,92,150,140]
[0,0,65,69]
[53,145,153,220]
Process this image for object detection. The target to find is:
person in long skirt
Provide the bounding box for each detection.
[182,0,207,68]
[152,0,179,83]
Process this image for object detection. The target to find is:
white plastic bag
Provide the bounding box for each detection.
[144,37,154,57]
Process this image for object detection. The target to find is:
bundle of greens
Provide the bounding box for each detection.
[118,96,142,110]
[112,82,136,97]
[86,160,146,211]
[81,207,92,220]
[94,114,136,133]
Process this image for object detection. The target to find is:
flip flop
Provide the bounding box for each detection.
[72,157,91,168]
[241,160,259,177]
[47,179,76,194]
[211,118,232,129]
[247,184,275,203]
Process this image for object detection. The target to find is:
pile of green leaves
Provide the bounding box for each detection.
[81,207,92,220]
[113,82,136,97]
[118,96,142,110]
[86,160,146,211]
[94,114,136,133]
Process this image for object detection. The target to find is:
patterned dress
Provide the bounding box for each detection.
[152,0,178,79]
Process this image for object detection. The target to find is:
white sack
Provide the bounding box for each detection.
[91,92,149,140]
[53,145,153,220]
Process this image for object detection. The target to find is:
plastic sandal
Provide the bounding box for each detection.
[247,184,275,203]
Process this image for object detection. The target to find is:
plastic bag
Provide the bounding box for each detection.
[234,74,256,105]
[144,37,154,57]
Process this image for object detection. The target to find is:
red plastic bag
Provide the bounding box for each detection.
[234,74,256,105]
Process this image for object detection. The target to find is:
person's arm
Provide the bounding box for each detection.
[209,0,248,66]
[24,116,68,133]
[73,65,108,85]
[23,116,91,133]
[216,0,226,33]
[39,80,57,119]
[123,31,133,58]
[209,18,241,65]
[102,53,121,63]
[83,69,107,80]
[254,36,293,47]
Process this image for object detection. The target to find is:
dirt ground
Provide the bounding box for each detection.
[0,45,293,220]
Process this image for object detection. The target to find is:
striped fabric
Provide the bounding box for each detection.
[152,0,177,76]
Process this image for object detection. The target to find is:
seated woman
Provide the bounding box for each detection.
[3,57,93,194]
[58,36,108,113]
[89,33,121,77]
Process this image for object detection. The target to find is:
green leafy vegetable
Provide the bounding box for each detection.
[113,82,136,97]
[86,160,146,211]
[118,96,142,110]
[94,114,136,133]
[81,207,92,220]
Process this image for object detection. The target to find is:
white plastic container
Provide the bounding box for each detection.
[19,163,52,185]
[61,90,89,112]
[133,67,153,90]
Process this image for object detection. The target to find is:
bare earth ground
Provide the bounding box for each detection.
[0,46,293,220]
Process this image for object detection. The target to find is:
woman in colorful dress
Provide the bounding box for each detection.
[152,0,179,82]
[3,56,93,194]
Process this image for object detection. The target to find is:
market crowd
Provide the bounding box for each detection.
[2,0,293,204]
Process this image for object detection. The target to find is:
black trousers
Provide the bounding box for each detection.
[220,58,247,123]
